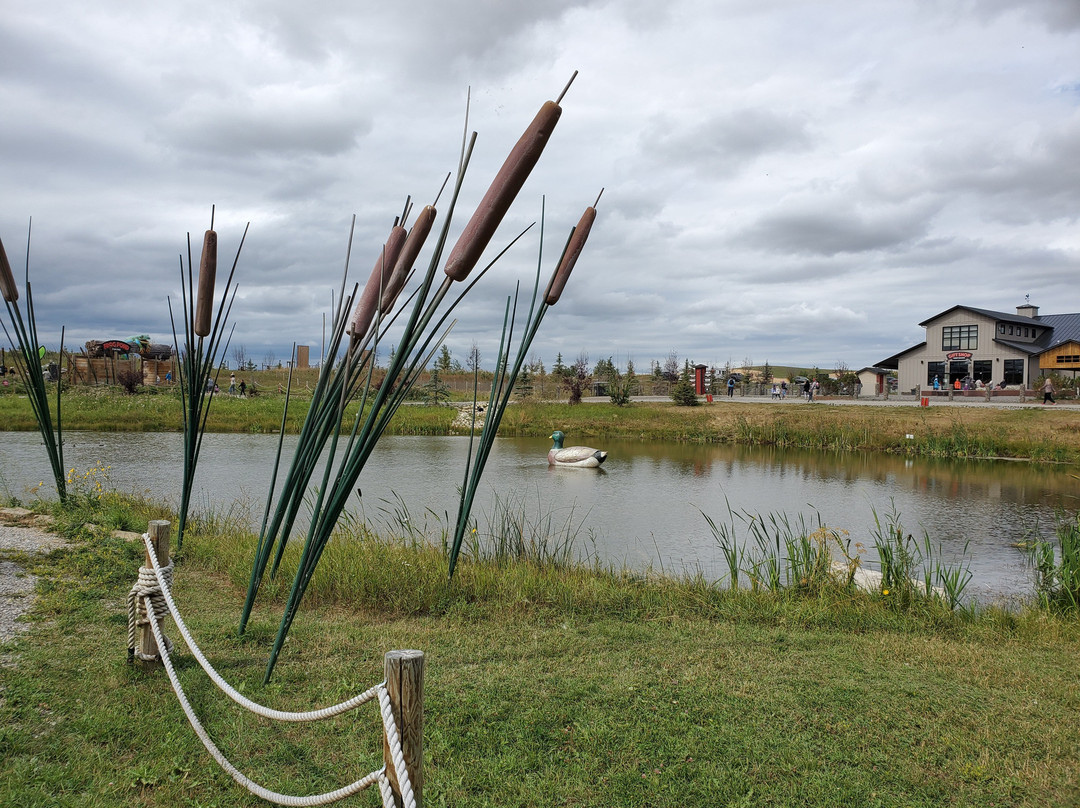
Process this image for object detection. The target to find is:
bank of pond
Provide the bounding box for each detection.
[4,429,1078,608]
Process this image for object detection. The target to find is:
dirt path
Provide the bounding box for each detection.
[0,510,69,644]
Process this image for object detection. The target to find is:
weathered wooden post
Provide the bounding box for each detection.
[137,519,171,669]
[384,649,424,808]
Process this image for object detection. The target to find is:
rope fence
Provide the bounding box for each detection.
[128,521,422,807]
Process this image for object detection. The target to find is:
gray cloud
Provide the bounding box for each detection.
[2,0,1079,375]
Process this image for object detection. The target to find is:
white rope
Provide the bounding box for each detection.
[141,532,378,722]
[136,534,418,808]
[127,558,174,661]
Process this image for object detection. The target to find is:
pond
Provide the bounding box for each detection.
[3,431,1076,603]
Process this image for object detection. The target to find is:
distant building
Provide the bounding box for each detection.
[877,302,1080,393]
[856,367,894,397]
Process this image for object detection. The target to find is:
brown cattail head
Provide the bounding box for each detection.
[350,225,408,339]
[0,234,18,303]
[380,206,436,315]
[544,205,596,305]
[444,100,562,282]
[194,230,217,337]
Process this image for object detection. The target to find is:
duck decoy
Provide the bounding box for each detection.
[548,430,607,468]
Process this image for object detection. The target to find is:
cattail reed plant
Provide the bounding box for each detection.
[168,208,247,549]
[447,190,602,578]
[240,76,600,682]
[0,225,67,502]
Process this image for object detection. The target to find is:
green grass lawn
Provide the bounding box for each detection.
[2,502,1079,807]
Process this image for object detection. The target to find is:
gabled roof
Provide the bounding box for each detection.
[876,342,925,369]
[918,304,1047,328]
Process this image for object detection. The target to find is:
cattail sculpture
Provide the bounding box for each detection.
[0,236,18,303]
[447,193,600,577]
[239,76,600,682]
[194,229,217,337]
[168,211,247,548]
[0,228,66,501]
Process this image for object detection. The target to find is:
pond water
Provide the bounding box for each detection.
[2,431,1076,603]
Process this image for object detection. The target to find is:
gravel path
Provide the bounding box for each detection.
[0,518,70,644]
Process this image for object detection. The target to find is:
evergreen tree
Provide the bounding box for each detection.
[671,360,699,406]
[422,367,451,406]
[514,364,534,398]
[609,357,635,406]
[436,345,452,372]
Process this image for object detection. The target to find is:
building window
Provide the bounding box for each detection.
[1057,354,1080,364]
[942,325,977,351]
[1003,359,1024,385]
[1009,325,1014,335]
[1032,329,1038,339]
[973,360,992,383]
[927,361,945,385]
[998,324,1005,334]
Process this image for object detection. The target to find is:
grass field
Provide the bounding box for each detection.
[1,495,1079,807]
[3,384,1080,806]
[2,387,1080,462]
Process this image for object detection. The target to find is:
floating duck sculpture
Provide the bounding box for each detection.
[548,430,607,468]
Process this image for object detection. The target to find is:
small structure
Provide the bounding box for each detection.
[72,336,175,386]
[856,367,893,397]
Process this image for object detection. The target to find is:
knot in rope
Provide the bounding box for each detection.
[127,548,174,661]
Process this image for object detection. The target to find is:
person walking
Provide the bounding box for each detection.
[780,381,787,400]
[1042,377,1056,405]
[803,378,812,401]
[239,380,247,398]
[727,376,736,398]
[933,376,940,390]
[228,372,236,396]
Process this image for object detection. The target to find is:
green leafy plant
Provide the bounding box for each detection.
[1026,512,1080,612]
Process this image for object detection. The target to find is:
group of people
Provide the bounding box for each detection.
[769,382,788,400]
[931,374,1059,404]
[933,375,1007,392]
[204,372,248,397]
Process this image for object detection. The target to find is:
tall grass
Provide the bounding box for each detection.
[869,503,973,610]
[703,504,853,593]
[1026,512,1080,613]
[703,501,974,611]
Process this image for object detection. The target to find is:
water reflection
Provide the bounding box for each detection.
[2,431,1075,601]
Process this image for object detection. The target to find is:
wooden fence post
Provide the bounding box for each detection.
[137,519,171,668]
[384,649,424,808]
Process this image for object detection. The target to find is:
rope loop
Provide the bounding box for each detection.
[131,532,417,808]
[127,557,174,660]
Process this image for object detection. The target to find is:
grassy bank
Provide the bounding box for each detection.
[2,496,1080,807]
[3,388,1080,462]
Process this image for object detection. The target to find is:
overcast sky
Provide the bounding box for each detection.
[2,0,1078,375]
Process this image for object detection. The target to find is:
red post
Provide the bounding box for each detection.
[694,364,707,395]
